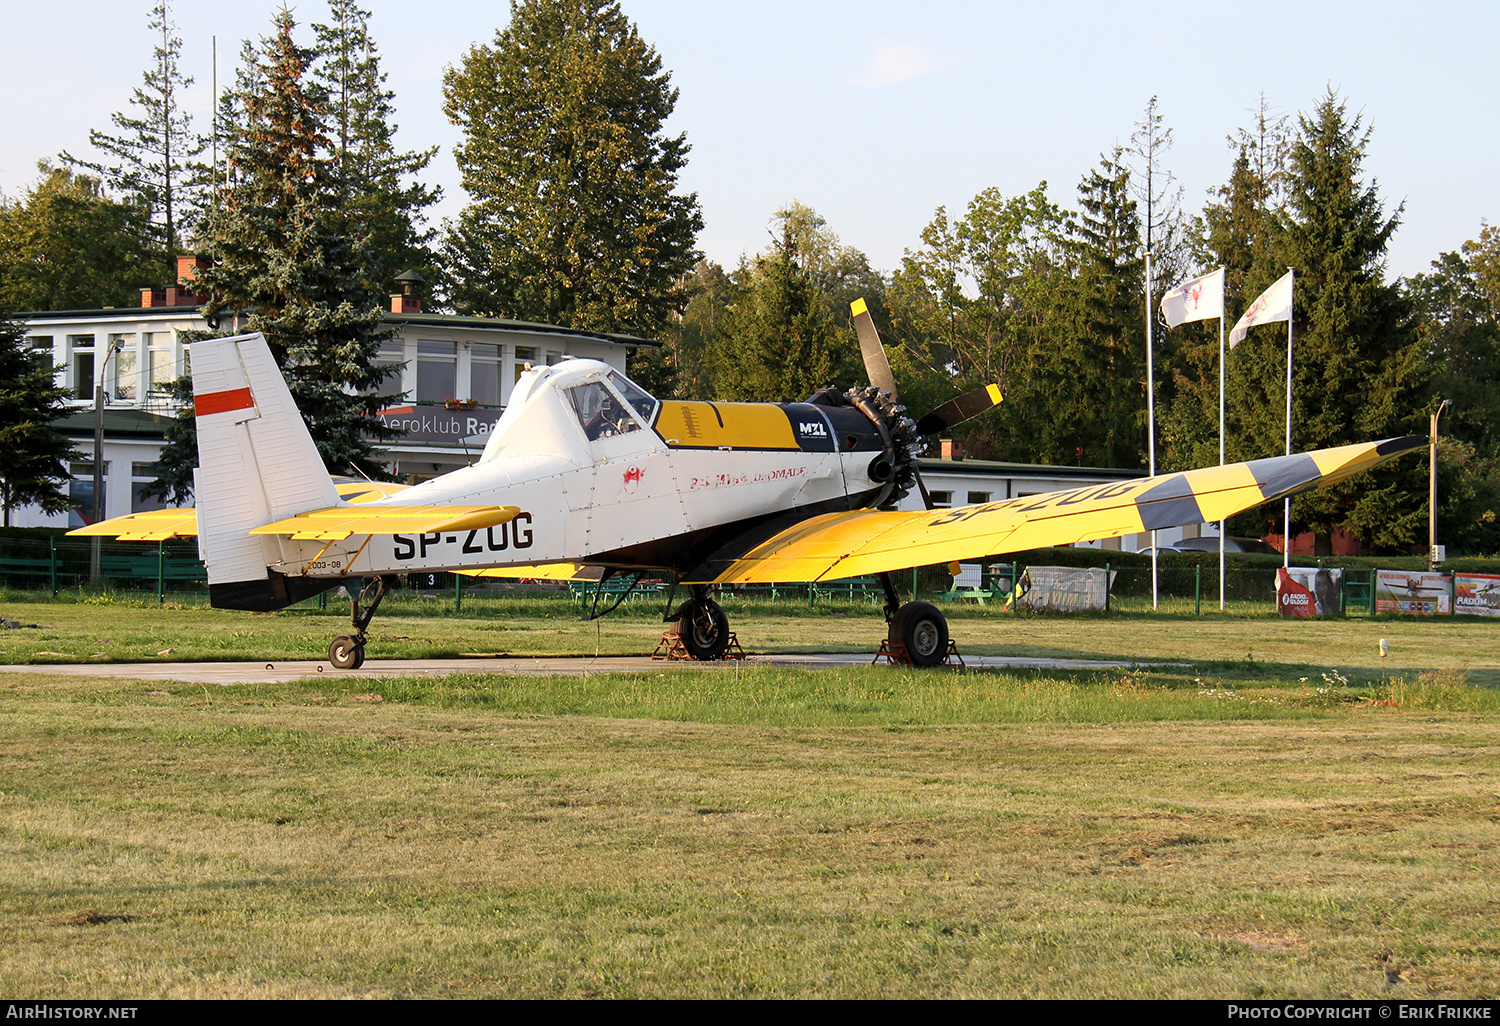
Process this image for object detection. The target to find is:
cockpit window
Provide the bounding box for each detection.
[607,371,658,424]
[567,381,640,441]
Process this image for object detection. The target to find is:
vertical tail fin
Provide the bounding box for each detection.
[191,333,342,599]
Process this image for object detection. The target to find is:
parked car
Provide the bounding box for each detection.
[1173,536,1276,554]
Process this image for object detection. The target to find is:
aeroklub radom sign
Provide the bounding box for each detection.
[374,405,500,449]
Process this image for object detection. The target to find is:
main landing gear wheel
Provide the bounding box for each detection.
[329,634,365,670]
[890,601,948,667]
[672,597,730,661]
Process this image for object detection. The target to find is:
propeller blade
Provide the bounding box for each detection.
[850,298,897,399]
[914,383,1003,436]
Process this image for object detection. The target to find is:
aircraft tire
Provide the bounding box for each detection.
[329,635,365,670]
[891,601,948,667]
[674,598,730,661]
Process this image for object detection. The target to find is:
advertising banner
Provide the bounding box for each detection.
[1375,571,1451,614]
[1014,566,1115,612]
[1455,574,1500,618]
[1277,567,1343,617]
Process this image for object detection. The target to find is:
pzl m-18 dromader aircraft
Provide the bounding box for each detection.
[74,301,1425,668]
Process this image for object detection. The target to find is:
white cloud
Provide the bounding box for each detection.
[858,43,939,87]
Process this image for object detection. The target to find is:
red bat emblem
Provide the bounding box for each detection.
[622,465,644,493]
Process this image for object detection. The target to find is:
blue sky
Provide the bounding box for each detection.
[3,0,1495,285]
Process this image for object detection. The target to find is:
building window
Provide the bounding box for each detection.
[967,491,990,505]
[514,346,538,383]
[70,334,96,401]
[415,340,457,403]
[370,340,405,397]
[469,343,502,406]
[28,336,53,370]
[131,462,171,514]
[148,337,176,393]
[109,333,137,400]
[929,491,953,508]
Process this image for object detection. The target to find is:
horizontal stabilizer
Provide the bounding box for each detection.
[249,504,520,541]
[68,509,200,541]
[67,478,414,541]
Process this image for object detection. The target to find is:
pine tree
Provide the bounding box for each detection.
[1229,91,1428,549]
[442,0,703,333]
[62,0,204,282]
[313,1,441,289]
[0,314,82,526]
[144,9,395,502]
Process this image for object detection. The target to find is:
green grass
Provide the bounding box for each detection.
[2,600,1499,997]
[4,595,1500,686]
[1,668,1498,998]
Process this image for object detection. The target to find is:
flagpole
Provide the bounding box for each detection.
[1283,267,1295,569]
[1145,251,1158,610]
[1219,305,1226,610]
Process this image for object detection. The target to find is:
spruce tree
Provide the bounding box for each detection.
[1061,149,1146,469]
[0,314,82,526]
[313,1,441,289]
[442,0,703,333]
[144,9,395,501]
[62,0,204,282]
[1228,91,1428,549]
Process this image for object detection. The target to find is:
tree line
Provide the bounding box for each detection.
[0,0,1495,556]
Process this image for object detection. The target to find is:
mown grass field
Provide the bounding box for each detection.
[2,597,1498,998]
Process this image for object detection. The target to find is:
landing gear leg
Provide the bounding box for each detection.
[329,575,393,670]
[879,571,950,668]
[669,585,730,661]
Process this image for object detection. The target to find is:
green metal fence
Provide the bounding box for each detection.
[0,536,1410,620]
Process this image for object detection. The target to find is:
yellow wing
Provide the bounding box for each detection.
[67,478,415,541]
[688,436,1426,585]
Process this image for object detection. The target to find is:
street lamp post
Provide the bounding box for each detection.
[89,340,123,582]
[1429,399,1452,572]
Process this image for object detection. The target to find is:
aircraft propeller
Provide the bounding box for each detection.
[847,299,1004,510]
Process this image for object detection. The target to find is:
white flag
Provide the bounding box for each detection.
[1160,267,1224,327]
[1228,270,1294,348]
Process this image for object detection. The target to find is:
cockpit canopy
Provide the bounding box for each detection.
[479,359,660,464]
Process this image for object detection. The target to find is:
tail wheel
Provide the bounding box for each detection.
[890,601,948,667]
[329,635,365,670]
[673,597,730,661]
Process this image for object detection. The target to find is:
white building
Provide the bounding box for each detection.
[14,268,655,529]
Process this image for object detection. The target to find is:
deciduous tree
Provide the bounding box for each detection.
[0,163,154,311]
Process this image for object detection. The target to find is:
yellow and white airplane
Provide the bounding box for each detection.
[74,302,1425,668]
